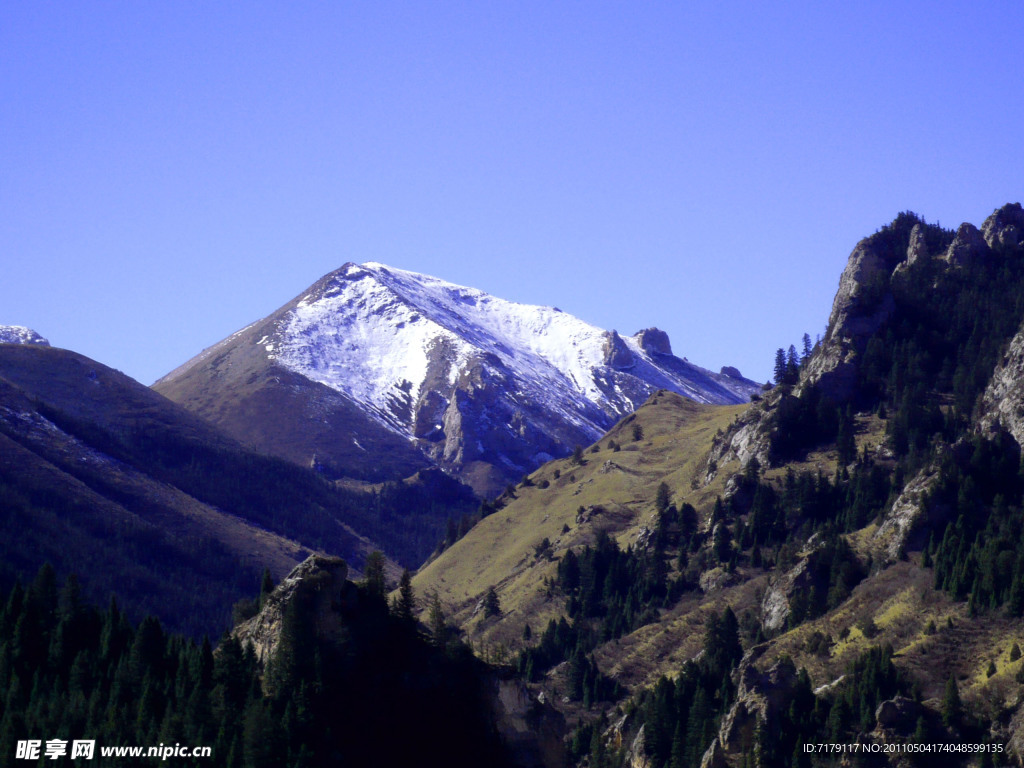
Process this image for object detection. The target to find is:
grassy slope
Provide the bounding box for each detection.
[414,389,1024,717]
[414,392,746,661]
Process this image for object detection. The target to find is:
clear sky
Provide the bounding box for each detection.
[2,2,1022,386]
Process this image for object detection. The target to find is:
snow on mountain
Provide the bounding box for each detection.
[0,326,50,346]
[273,262,755,436]
[155,262,759,494]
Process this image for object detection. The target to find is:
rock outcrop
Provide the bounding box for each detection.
[700,650,800,768]
[905,223,930,267]
[978,319,1024,447]
[943,222,990,268]
[981,202,1024,251]
[625,724,654,768]
[703,402,774,484]
[233,555,349,664]
[874,696,922,731]
[761,554,817,633]
[635,327,672,356]
[602,330,636,369]
[489,677,566,768]
[871,465,941,564]
[704,208,1017,481]
[799,234,899,401]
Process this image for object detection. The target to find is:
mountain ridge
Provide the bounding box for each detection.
[411,203,1024,766]
[155,261,759,494]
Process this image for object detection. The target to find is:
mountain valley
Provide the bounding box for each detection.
[5,204,1024,766]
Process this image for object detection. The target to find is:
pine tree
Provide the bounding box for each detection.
[258,569,275,610]
[786,345,799,384]
[363,551,387,600]
[396,570,415,625]
[713,523,732,563]
[942,674,961,727]
[773,348,787,385]
[428,594,447,648]
[655,482,671,515]
[669,721,685,768]
[836,410,857,466]
[483,586,501,618]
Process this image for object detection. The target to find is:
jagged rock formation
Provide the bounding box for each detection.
[981,202,1024,250]
[233,555,349,663]
[156,262,757,494]
[635,327,672,356]
[700,650,799,768]
[705,204,1024,481]
[703,403,772,484]
[944,222,989,267]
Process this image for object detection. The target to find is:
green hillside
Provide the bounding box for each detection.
[414,204,1024,767]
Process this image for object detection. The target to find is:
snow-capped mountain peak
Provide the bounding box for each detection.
[156,262,758,494]
[275,262,756,462]
[0,326,50,346]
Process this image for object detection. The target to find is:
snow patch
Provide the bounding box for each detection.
[0,326,50,346]
[273,262,757,438]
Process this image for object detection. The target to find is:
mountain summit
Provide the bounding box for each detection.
[156,262,757,493]
[0,325,49,346]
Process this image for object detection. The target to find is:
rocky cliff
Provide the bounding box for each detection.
[706,204,1024,482]
[233,555,349,664]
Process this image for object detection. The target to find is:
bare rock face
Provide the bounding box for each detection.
[943,222,990,267]
[233,555,348,664]
[635,327,672,356]
[719,366,743,379]
[702,651,799,767]
[875,697,922,731]
[490,677,566,768]
[602,330,636,369]
[761,555,816,633]
[626,725,654,768]
[1008,706,1024,763]
[703,404,774,484]
[981,202,1024,251]
[871,465,940,564]
[905,223,930,266]
[705,226,914,478]
[979,322,1024,446]
[800,237,898,402]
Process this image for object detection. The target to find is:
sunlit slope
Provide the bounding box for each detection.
[413,391,748,644]
[414,389,1022,703]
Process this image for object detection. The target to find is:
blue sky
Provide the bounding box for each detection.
[2,2,1022,386]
